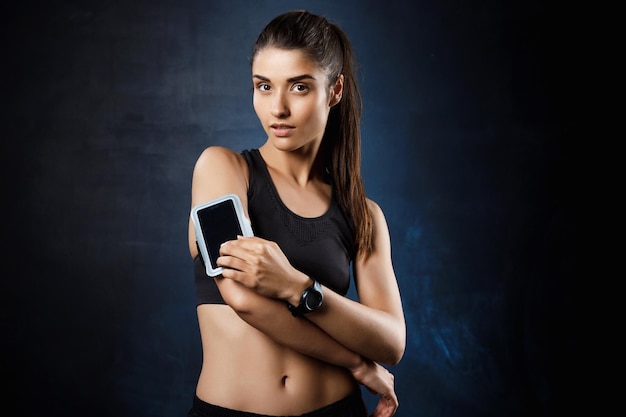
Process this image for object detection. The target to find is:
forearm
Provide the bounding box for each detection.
[304,288,406,365]
[217,278,364,370]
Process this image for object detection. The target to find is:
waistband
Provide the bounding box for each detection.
[190,389,366,417]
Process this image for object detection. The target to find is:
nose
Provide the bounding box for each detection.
[270,91,290,118]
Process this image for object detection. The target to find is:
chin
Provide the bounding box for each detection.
[271,138,302,151]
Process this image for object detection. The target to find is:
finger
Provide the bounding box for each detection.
[369,396,398,417]
[218,240,255,263]
[369,402,393,417]
[216,255,248,274]
[233,235,265,250]
[222,235,269,255]
[219,265,256,289]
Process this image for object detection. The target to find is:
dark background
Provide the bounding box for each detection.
[2,0,579,416]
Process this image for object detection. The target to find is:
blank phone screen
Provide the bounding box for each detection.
[196,199,243,270]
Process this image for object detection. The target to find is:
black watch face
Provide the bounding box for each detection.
[305,291,323,311]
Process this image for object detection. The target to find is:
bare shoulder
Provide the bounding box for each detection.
[366,198,386,221]
[366,198,393,247]
[191,146,249,206]
[194,146,246,174]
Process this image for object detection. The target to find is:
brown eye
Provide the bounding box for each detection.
[292,83,309,93]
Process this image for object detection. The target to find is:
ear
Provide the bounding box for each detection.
[329,74,344,107]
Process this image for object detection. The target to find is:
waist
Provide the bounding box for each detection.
[195,305,357,415]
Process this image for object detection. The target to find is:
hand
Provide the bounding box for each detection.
[351,359,398,417]
[217,236,309,301]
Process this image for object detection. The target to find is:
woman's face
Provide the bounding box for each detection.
[252,47,337,153]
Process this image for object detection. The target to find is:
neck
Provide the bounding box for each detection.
[259,143,325,187]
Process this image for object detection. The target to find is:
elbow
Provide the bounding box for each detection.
[383,340,405,366]
[386,344,405,366]
[381,326,406,366]
[218,278,256,315]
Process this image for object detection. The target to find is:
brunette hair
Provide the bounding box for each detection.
[251,10,374,256]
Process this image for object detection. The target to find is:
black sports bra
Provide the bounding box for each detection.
[194,149,356,305]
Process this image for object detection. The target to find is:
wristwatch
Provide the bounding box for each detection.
[288,279,323,317]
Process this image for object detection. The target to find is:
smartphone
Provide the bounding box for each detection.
[191,194,253,277]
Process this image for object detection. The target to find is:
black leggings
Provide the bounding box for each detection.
[187,389,367,417]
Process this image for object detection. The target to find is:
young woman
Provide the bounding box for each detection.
[187,10,406,417]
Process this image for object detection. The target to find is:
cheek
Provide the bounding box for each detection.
[299,98,329,124]
[309,101,331,129]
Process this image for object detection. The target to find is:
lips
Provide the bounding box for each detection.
[270,123,295,137]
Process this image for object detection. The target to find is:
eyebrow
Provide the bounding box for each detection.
[253,74,317,83]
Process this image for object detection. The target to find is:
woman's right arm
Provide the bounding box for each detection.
[188,146,250,256]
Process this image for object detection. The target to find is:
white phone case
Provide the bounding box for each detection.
[191,194,253,277]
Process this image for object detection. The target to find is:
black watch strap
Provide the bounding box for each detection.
[287,302,301,317]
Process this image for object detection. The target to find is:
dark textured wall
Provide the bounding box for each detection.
[3,1,578,416]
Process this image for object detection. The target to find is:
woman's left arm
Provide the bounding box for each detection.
[305,200,406,365]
